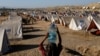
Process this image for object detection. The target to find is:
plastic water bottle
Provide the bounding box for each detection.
[48,23,57,43]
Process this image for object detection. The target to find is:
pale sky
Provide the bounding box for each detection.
[0,0,100,8]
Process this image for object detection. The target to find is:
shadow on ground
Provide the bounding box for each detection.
[23,34,45,39]
[23,26,34,30]
[5,44,39,54]
[23,28,43,33]
[22,25,45,40]
[22,26,43,33]
[65,48,82,56]
[22,23,35,25]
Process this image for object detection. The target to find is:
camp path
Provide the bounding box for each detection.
[6,21,100,56]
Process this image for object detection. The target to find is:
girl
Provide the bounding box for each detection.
[39,23,62,56]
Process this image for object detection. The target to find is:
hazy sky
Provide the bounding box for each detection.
[0,0,100,8]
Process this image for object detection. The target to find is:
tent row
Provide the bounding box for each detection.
[68,15,100,35]
[49,15,100,35]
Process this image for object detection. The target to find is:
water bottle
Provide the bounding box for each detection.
[48,23,57,43]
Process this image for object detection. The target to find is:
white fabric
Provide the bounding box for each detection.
[0,28,9,53]
[59,17,62,25]
[69,18,79,30]
[69,17,89,31]
[51,16,55,23]
[0,28,5,52]
[87,15,93,22]
[0,16,22,39]
[51,15,59,23]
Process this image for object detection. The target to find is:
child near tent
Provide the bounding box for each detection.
[39,22,62,56]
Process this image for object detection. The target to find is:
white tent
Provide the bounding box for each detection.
[87,15,93,22]
[69,17,89,31]
[51,15,59,23]
[0,28,9,54]
[59,17,63,25]
[0,16,22,39]
[59,16,72,26]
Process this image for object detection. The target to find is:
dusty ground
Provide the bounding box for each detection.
[0,16,8,24]
[5,21,100,56]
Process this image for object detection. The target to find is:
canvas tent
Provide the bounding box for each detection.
[46,15,51,21]
[0,28,9,54]
[0,16,22,39]
[87,15,93,22]
[51,15,59,23]
[69,17,89,31]
[59,16,72,27]
[87,17,100,35]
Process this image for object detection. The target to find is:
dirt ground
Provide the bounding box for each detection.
[5,21,100,56]
[0,16,8,24]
